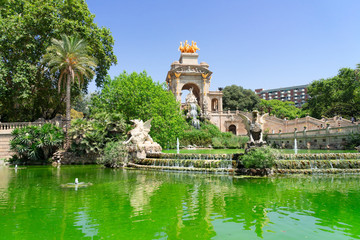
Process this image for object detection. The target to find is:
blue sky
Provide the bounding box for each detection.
[86,0,360,92]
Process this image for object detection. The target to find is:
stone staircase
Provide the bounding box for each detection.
[0,130,13,161]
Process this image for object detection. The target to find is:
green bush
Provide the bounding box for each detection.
[10,123,64,163]
[346,133,360,150]
[211,137,225,148]
[181,122,249,149]
[97,141,128,168]
[69,112,126,155]
[241,147,279,168]
[180,130,212,146]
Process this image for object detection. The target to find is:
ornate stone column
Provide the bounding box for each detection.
[174,72,181,102]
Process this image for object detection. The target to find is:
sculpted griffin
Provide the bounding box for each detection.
[124,119,162,159]
[240,111,267,151]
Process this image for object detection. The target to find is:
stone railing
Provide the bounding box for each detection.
[267,124,360,149]
[0,117,64,131]
[0,122,43,131]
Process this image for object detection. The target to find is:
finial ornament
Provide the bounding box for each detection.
[179,40,200,53]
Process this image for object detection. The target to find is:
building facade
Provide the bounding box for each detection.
[255,85,310,107]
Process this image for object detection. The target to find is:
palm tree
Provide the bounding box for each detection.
[43,34,97,149]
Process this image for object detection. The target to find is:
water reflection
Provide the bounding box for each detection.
[0,167,360,239]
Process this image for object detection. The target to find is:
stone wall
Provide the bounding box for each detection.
[208,110,358,137]
[267,125,360,149]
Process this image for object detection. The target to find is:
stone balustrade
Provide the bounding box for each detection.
[267,124,360,150]
[0,122,43,131]
[0,117,64,131]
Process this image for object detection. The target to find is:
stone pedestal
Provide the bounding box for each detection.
[127,142,162,160]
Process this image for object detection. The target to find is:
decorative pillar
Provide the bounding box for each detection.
[174,72,181,102]
[201,73,208,112]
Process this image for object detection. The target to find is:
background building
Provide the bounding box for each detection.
[255,85,310,107]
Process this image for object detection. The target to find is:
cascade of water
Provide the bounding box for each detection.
[294,138,298,155]
[177,138,180,154]
[190,103,200,129]
[329,160,334,169]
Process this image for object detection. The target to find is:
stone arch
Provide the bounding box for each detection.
[181,83,201,104]
[211,98,219,112]
[229,124,237,135]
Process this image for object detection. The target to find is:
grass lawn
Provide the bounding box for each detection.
[162,149,245,154]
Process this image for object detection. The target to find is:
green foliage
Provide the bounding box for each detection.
[305,68,360,119]
[346,133,360,150]
[222,85,260,111]
[0,0,116,121]
[90,71,187,147]
[10,123,64,163]
[69,112,126,154]
[258,99,308,120]
[241,147,279,168]
[97,141,129,168]
[181,130,212,147]
[43,34,97,148]
[180,122,249,149]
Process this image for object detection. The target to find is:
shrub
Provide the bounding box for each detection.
[346,133,360,150]
[180,130,212,147]
[10,123,64,163]
[69,112,127,155]
[241,147,279,168]
[211,137,225,148]
[97,141,129,168]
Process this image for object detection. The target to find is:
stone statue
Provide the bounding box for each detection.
[124,119,162,159]
[185,88,197,105]
[240,111,267,152]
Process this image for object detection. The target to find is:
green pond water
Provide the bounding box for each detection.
[1,165,360,239]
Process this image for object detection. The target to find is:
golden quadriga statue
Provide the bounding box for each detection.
[179,40,200,53]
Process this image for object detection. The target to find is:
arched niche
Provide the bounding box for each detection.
[181,83,201,104]
[229,124,237,135]
[211,98,219,112]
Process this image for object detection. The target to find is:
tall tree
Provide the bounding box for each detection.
[258,99,307,120]
[91,71,187,147]
[43,34,96,149]
[0,0,116,122]
[304,68,360,119]
[222,85,260,111]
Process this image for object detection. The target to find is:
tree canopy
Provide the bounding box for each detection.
[304,68,360,119]
[90,71,187,147]
[222,85,260,111]
[0,0,116,122]
[258,99,307,120]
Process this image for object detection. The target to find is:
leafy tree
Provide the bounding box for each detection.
[0,0,116,122]
[10,123,64,163]
[305,68,360,119]
[90,71,187,147]
[43,34,97,149]
[222,85,260,111]
[258,99,307,120]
